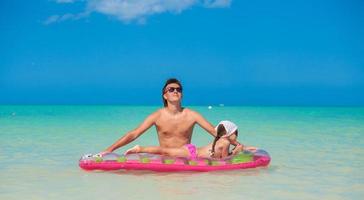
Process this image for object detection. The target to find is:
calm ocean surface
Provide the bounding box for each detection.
[0,105,363,200]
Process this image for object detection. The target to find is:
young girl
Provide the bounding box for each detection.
[125,121,255,159]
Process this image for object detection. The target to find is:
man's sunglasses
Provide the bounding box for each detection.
[165,87,182,93]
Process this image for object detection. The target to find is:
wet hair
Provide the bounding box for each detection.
[211,124,238,157]
[161,78,183,107]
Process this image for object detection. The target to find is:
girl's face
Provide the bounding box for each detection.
[226,132,237,144]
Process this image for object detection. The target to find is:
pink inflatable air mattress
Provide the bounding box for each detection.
[79,149,270,172]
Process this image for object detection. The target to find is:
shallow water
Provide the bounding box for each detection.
[0,105,363,199]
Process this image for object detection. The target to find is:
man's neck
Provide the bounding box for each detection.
[166,103,183,114]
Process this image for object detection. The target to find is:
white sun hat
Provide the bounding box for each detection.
[215,120,238,137]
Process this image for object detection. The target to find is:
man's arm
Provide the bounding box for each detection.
[192,110,217,137]
[103,111,159,153]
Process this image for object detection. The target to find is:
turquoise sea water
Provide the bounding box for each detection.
[0,105,363,200]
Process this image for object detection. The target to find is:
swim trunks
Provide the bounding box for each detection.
[185,144,197,159]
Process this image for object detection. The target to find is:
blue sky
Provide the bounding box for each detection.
[1,0,363,105]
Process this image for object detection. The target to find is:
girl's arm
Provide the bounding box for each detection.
[231,142,244,155]
[231,144,258,155]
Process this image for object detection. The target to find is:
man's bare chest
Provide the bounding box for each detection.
[155,115,195,131]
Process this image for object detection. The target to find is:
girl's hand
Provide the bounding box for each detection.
[231,144,244,155]
[244,146,258,152]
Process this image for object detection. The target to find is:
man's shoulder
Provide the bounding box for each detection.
[148,109,163,118]
[156,108,166,115]
[183,108,201,116]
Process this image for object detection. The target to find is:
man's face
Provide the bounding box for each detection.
[163,83,182,103]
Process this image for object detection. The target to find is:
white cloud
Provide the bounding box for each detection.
[46,0,232,24]
[44,15,60,25]
[203,0,231,8]
[43,13,88,25]
[86,0,196,21]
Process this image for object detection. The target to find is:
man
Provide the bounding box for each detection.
[101,78,243,155]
